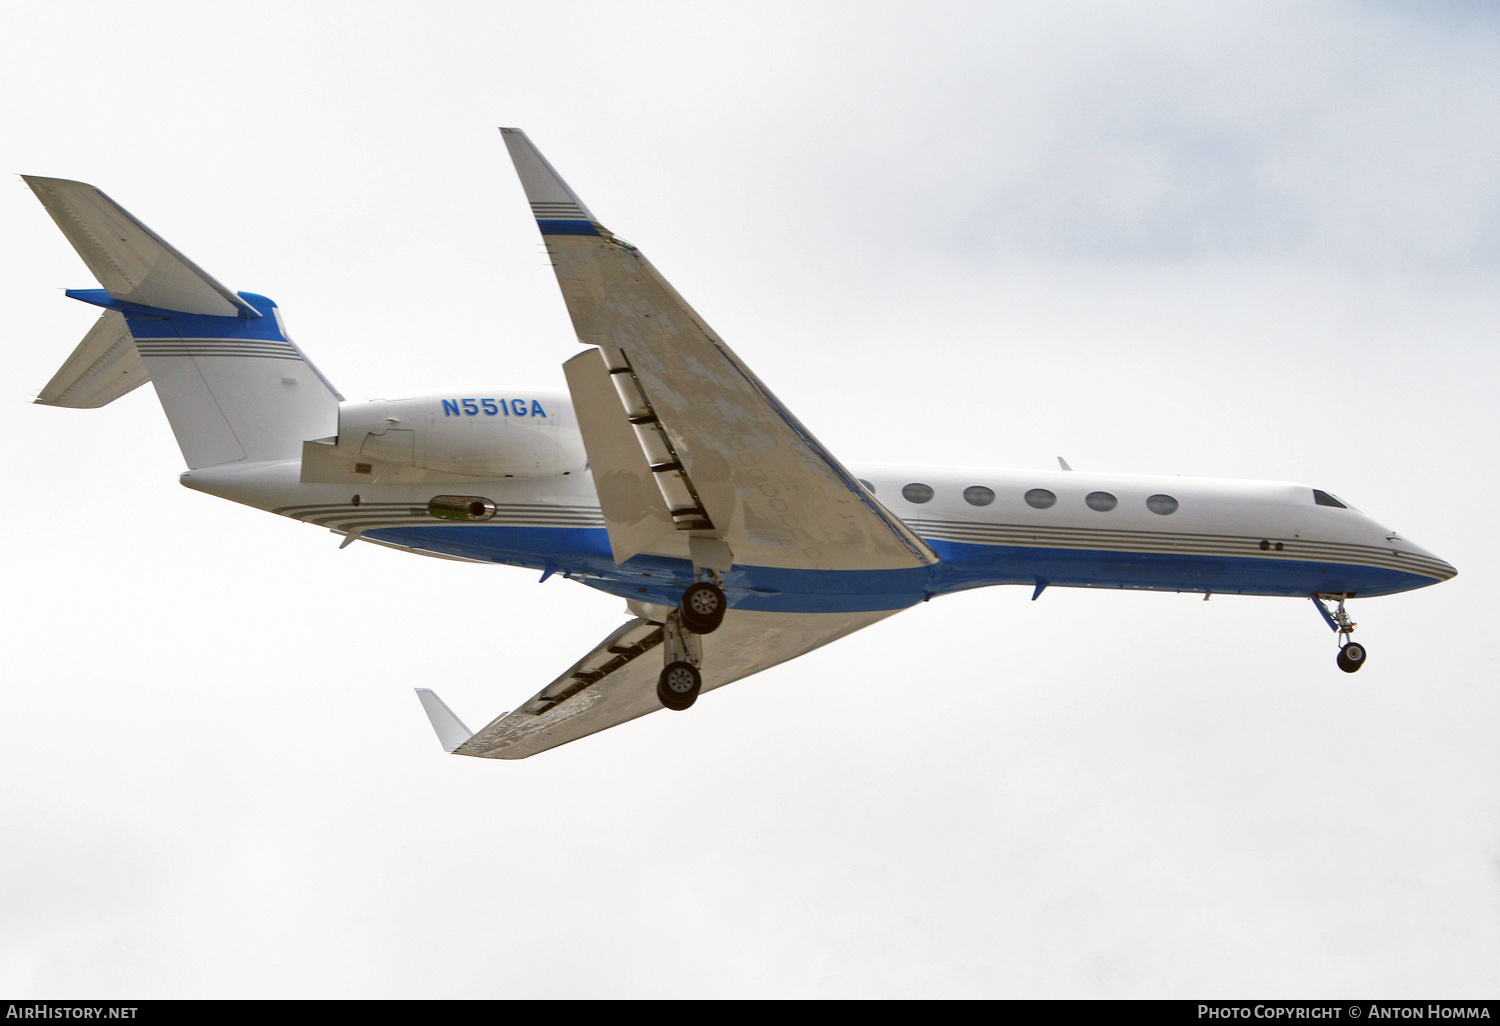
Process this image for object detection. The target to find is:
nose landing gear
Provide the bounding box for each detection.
[1336,641,1367,673]
[1312,594,1366,673]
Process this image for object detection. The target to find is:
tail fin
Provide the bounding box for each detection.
[26,176,341,468]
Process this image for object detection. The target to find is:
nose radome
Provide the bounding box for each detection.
[1380,528,1458,582]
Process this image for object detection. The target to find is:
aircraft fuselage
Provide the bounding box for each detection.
[180,412,1455,616]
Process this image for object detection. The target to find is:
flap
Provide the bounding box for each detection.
[562,347,679,563]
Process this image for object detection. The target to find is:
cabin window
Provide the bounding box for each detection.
[1313,489,1347,508]
[963,485,995,507]
[1146,494,1179,515]
[1086,491,1118,512]
[902,483,934,503]
[1025,488,1056,509]
[858,479,876,493]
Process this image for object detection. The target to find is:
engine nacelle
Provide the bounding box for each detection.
[303,387,584,482]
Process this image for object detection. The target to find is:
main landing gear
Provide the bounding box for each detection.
[657,659,702,711]
[680,580,726,634]
[656,608,704,710]
[656,572,726,710]
[1312,594,1367,674]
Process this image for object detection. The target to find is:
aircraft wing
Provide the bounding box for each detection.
[500,128,936,573]
[420,606,900,759]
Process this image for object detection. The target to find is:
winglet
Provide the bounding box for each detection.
[498,128,603,236]
[414,688,475,753]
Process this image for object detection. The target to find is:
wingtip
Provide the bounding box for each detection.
[414,688,475,754]
[498,128,600,228]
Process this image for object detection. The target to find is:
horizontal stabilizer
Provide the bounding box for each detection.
[415,689,475,753]
[34,310,148,408]
[23,176,258,318]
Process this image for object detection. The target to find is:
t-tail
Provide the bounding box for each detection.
[25,176,341,467]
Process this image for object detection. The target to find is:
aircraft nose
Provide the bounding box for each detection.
[1382,530,1458,583]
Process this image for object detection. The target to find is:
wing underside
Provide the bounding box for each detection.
[442,606,899,759]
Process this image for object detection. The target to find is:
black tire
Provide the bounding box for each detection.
[657,661,702,710]
[1337,642,1367,674]
[679,582,726,634]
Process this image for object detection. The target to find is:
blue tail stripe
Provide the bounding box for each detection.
[66,289,287,341]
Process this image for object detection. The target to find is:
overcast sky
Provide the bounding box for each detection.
[1,0,1496,998]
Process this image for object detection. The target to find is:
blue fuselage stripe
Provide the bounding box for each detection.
[361,525,1444,613]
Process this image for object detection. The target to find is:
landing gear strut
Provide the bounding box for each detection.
[656,609,703,710]
[1312,594,1367,674]
[658,571,725,709]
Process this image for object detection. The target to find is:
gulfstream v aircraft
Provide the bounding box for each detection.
[24,129,1457,759]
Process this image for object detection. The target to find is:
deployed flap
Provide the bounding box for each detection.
[23,176,258,318]
[454,606,901,759]
[34,310,148,408]
[563,347,678,563]
[500,128,936,573]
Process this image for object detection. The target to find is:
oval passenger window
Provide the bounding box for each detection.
[1086,491,1118,512]
[858,479,876,493]
[1024,488,1056,509]
[963,485,995,507]
[1146,494,1179,515]
[902,483,934,504]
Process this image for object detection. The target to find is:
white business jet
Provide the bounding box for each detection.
[25,129,1457,759]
